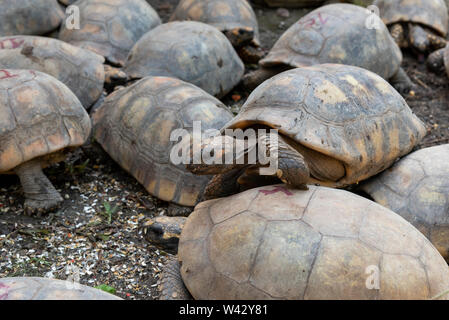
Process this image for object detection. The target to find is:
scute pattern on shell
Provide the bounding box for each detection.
[123,21,244,98]
[224,64,426,187]
[374,0,448,36]
[179,185,449,299]
[0,69,91,173]
[170,0,260,46]
[260,4,402,81]
[0,277,121,300]
[92,76,233,207]
[59,0,161,66]
[0,0,64,36]
[362,144,449,260]
[0,36,105,109]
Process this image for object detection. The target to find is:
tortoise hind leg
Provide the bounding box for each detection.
[167,204,193,217]
[14,158,63,216]
[427,48,446,73]
[389,67,414,95]
[159,256,192,300]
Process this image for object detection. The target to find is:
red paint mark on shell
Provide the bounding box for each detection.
[0,282,9,300]
[299,13,329,29]
[0,70,18,80]
[0,38,24,49]
[259,186,293,196]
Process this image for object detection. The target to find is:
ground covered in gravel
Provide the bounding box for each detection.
[1,0,449,300]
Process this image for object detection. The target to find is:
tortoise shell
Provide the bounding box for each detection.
[224,64,426,187]
[0,0,64,37]
[373,0,448,36]
[362,144,449,261]
[0,69,91,173]
[0,277,121,300]
[260,4,403,81]
[123,21,244,98]
[92,76,233,207]
[178,184,449,299]
[59,0,161,66]
[170,0,260,46]
[254,0,325,8]
[0,36,105,109]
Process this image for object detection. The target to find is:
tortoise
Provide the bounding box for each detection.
[123,21,245,98]
[243,3,413,94]
[169,0,264,64]
[373,0,448,55]
[141,184,449,300]
[187,64,426,198]
[0,69,91,215]
[0,35,105,109]
[0,0,64,37]
[58,0,78,6]
[361,144,449,262]
[0,277,121,300]
[92,76,233,216]
[59,0,161,67]
[251,0,325,7]
[427,44,449,76]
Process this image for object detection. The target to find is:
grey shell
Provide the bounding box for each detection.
[374,0,448,36]
[260,4,403,81]
[92,76,233,207]
[0,277,121,300]
[362,144,449,260]
[0,36,105,109]
[170,0,260,46]
[59,0,161,66]
[123,21,244,98]
[224,64,426,187]
[0,69,91,173]
[0,0,64,36]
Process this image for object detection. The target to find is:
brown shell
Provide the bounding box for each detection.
[224,64,426,187]
[0,277,121,300]
[0,36,105,109]
[362,144,449,261]
[0,0,64,36]
[179,185,449,299]
[170,0,260,46]
[0,69,91,173]
[260,4,403,81]
[373,0,448,36]
[92,76,233,207]
[59,0,161,66]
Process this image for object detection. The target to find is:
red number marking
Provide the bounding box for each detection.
[0,37,24,49]
[0,70,18,80]
[259,186,293,196]
[299,13,329,29]
[0,283,9,300]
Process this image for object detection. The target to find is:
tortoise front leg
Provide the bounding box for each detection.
[159,256,193,300]
[427,48,446,73]
[242,65,290,90]
[14,158,63,216]
[389,67,414,94]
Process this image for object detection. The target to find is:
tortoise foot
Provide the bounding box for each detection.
[24,197,63,217]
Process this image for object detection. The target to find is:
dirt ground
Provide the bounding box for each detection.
[1,0,449,300]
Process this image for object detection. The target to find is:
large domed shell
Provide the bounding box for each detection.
[0,0,64,36]
[179,185,449,299]
[224,64,426,187]
[124,21,244,99]
[0,277,121,300]
[170,0,260,46]
[59,0,161,66]
[92,76,233,207]
[0,36,105,109]
[374,0,448,37]
[362,144,449,261]
[0,69,91,173]
[260,4,402,81]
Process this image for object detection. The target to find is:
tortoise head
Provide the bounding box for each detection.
[140,216,186,254]
[224,27,254,47]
